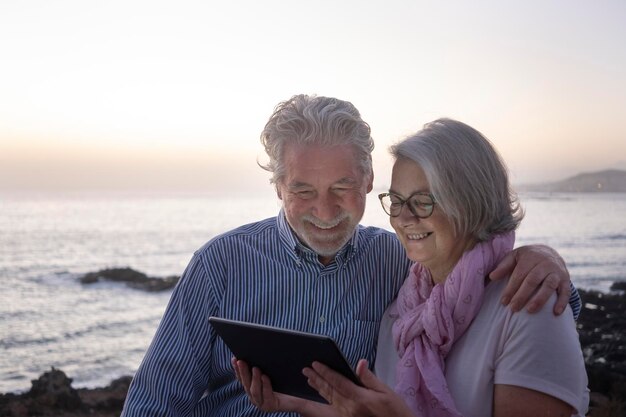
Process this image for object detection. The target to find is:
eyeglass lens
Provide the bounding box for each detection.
[381,193,434,218]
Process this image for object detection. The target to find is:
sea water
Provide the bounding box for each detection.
[0,191,625,393]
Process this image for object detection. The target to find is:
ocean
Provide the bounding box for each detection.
[1,191,625,394]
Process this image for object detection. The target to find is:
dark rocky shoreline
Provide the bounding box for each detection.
[1,285,625,417]
[0,370,131,417]
[577,286,626,416]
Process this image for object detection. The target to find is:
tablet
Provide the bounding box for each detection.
[209,316,362,403]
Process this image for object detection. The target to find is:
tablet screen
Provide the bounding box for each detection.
[209,316,362,403]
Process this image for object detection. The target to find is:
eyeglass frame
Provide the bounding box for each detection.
[377,191,437,218]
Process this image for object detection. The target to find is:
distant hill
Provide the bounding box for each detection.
[519,169,626,192]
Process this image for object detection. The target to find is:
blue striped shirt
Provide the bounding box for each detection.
[121,210,581,417]
[121,210,411,417]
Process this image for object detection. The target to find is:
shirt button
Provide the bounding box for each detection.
[319,316,326,323]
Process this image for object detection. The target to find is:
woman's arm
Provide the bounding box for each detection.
[494,384,574,417]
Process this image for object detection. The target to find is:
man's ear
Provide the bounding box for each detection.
[366,172,374,194]
[275,185,282,200]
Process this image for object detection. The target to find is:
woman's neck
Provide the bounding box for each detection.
[428,238,478,284]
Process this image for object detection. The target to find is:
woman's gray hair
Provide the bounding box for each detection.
[260,94,374,184]
[390,118,524,241]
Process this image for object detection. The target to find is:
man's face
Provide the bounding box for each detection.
[277,142,373,265]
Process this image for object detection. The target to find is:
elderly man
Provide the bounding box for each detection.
[121,94,579,417]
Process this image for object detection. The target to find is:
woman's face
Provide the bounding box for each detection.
[389,157,474,283]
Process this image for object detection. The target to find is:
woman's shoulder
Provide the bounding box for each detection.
[478,277,581,368]
[448,277,588,416]
[482,277,573,321]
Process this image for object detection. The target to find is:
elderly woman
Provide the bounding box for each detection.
[236,119,588,417]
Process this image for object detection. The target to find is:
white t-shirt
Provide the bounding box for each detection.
[375,278,589,416]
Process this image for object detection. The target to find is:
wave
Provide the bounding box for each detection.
[568,260,626,268]
[521,194,575,202]
[0,310,41,320]
[61,317,158,340]
[1,316,159,350]
[0,336,59,349]
[593,234,626,241]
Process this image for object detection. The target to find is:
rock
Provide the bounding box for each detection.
[28,367,82,410]
[610,281,626,291]
[127,275,179,292]
[0,371,132,417]
[108,376,133,392]
[79,267,179,291]
[80,267,148,284]
[578,289,626,416]
[0,368,84,416]
[0,394,28,417]
[78,375,132,411]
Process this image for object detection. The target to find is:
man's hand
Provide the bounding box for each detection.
[489,244,571,315]
[231,358,333,417]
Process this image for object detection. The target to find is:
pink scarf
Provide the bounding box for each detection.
[391,232,515,416]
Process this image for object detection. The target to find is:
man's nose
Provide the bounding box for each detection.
[312,193,340,221]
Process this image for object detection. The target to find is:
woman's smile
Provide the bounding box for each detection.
[405,232,432,240]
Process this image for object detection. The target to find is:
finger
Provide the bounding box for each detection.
[231,357,240,381]
[261,374,314,413]
[259,373,319,414]
[497,245,563,308]
[231,357,247,386]
[303,366,334,404]
[499,246,552,311]
[250,367,264,405]
[235,360,253,395]
[553,276,571,315]
[502,271,536,312]
[489,250,516,282]
[521,271,561,313]
[310,361,362,400]
[491,251,524,306]
[260,374,276,407]
[355,359,390,392]
[507,266,545,312]
[302,368,330,404]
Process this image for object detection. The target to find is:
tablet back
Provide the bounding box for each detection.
[209,316,362,403]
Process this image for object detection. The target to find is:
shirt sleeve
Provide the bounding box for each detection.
[494,293,588,414]
[569,281,581,320]
[121,252,218,417]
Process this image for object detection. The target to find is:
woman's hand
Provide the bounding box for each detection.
[231,358,335,417]
[303,359,414,417]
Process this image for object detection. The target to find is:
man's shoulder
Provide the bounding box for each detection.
[222,216,278,237]
[196,216,278,253]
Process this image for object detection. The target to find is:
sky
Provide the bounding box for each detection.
[1,0,625,194]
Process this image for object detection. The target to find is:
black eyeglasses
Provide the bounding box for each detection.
[378,192,436,218]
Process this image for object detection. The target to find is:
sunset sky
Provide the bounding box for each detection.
[1,0,625,194]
